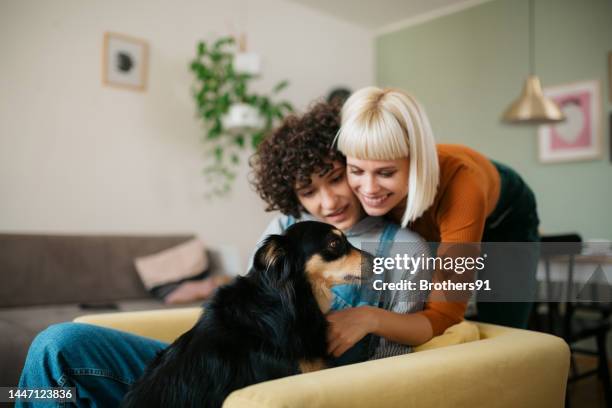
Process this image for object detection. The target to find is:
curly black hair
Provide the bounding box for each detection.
[250,101,345,217]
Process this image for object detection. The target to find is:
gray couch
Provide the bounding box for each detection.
[0,233,227,388]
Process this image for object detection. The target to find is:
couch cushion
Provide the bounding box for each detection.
[0,233,194,307]
[414,321,480,352]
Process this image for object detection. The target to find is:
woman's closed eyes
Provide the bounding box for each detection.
[348,166,397,178]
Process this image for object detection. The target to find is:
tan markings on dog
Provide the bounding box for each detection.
[332,229,342,237]
[305,249,363,313]
[298,358,327,373]
[263,241,280,268]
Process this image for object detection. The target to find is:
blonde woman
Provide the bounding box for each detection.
[336,86,540,335]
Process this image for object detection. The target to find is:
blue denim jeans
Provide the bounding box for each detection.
[17,323,167,407]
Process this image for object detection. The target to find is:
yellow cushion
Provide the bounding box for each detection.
[414,321,480,352]
[74,307,202,343]
[75,310,569,407]
[74,309,480,351]
[225,323,569,408]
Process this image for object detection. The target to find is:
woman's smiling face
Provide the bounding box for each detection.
[345,157,409,218]
[295,161,364,230]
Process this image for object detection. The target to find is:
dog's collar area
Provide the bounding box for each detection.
[343,275,366,283]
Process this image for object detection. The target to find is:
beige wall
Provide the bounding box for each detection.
[0,0,374,270]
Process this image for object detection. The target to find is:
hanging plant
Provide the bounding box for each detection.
[189,36,293,197]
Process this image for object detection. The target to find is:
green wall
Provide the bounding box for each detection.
[376,0,612,240]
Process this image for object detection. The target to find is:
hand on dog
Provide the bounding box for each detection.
[326,306,378,357]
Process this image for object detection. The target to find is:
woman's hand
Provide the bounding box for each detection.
[326,306,379,357]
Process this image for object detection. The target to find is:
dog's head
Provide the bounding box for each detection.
[252,221,369,312]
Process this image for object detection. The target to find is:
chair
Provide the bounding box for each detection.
[74,308,570,408]
[533,234,611,407]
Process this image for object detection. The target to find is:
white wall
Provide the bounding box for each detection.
[0,0,374,270]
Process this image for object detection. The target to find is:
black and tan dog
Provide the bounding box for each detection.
[121,221,368,408]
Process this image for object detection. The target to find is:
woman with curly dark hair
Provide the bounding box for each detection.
[250,101,433,365]
[250,101,361,228]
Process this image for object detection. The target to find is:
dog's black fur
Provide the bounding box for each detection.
[121,221,364,408]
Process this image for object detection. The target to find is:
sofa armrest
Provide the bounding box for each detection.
[73,307,201,343]
[224,324,569,408]
[74,311,569,407]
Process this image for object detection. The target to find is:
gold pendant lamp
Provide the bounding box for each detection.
[502,0,565,124]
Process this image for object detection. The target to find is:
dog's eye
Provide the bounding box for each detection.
[328,239,341,250]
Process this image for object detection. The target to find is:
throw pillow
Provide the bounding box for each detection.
[134,238,208,299]
[414,321,480,352]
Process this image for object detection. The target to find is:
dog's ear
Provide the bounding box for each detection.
[252,235,295,314]
[253,234,291,283]
[254,234,286,272]
[253,235,296,311]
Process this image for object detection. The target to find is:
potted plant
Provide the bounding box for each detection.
[189,37,293,197]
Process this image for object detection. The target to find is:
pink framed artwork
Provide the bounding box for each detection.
[538,80,602,163]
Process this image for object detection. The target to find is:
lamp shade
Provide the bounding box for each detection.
[502,75,565,124]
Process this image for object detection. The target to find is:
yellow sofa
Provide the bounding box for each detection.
[74,308,569,408]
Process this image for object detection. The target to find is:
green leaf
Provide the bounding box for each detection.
[207,128,221,140]
[220,93,231,111]
[197,42,207,56]
[257,96,270,110]
[221,167,236,179]
[207,118,222,138]
[234,81,246,98]
[272,80,289,94]
[278,101,294,113]
[190,61,201,72]
[213,37,234,50]
[251,131,265,148]
[200,65,210,79]
[226,63,235,78]
[209,79,218,92]
[204,107,216,119]
[196,88,206,103]
[271,106,284,120]
[214,146,223,163]
[231,154,239,164]
[212,50,224,62]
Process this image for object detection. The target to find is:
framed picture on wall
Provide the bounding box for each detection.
[102,32,148,91]
[537,80,602,163]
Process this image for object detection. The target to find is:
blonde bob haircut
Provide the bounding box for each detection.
[336,87,439,227]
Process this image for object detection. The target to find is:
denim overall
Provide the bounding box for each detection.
[284,216,399,365]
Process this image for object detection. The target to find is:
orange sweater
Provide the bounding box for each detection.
[411,144,501,335]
